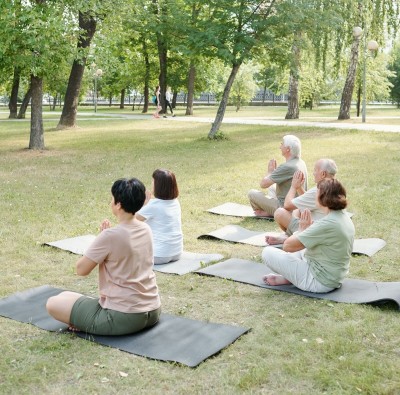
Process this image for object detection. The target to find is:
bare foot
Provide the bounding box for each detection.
[263,274,292,286]
[68,324,80,332]
[254,210,273,218]
[265,233,288,245]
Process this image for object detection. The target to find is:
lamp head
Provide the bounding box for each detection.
[367,40,379,51]
[353,26,363,38]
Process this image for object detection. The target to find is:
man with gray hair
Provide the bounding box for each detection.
[266,158,338,245]
[248,134,308,217]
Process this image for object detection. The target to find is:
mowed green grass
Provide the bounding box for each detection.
[0,111,400,394]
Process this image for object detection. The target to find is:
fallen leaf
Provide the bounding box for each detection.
[119,371,128,377]
[316,338,324,344]
[101,377,110,383]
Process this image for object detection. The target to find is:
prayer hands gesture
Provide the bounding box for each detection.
[144,189,152,205]
[100,219,112,232]
[267,159,277,173]
[299,209,313,232]
[291,170,305,189]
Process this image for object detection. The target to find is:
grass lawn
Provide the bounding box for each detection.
[0,109,400,394]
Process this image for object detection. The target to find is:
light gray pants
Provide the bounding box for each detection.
[248,189,279,216]
[262,247,334,293]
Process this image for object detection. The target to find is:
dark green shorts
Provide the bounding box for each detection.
[70,296,161,336]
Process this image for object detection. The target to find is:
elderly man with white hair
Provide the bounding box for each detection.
[248,134,308,218]
[266,158,338,245]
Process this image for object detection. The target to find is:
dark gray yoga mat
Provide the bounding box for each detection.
[196,259,400,309]
[0,286,249,367]
[153,251,224,275]
[44,235,223,275]
[198,225,386,256]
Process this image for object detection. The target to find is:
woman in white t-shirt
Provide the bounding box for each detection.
[137,169,183,264]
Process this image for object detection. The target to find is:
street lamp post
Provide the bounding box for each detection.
[93,68,103,113]
[358,29,378,123]
[361,39,378,122]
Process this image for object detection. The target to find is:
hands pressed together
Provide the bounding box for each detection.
[299,209,313,232]
[267,159,277,174]
[291,170,305,190]
[100,219,112,232]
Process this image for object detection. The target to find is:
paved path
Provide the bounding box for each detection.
[167,116,400,133]
[1,110,400,133]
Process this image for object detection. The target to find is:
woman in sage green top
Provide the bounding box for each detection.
[262,179,354,293]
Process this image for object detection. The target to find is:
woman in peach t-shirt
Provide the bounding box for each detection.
[46,178,161,335]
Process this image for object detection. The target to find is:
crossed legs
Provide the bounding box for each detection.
[265,208,300,245]
[261,247,334,293]
[248,189,278,217]
[46,291,83,330]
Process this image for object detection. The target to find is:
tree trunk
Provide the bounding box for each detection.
[208,63,241,139]
[285,36,301,120]
[134,93,138,110]
[17,86,32,119]
[156,35,167,113]
[120,88,125,109]
[52,93,57,111]
[9,67,20,119]
[338,35,361,120]
[141,35,150,113]
[172,92,177,108]
[285,73,300,119]
[356,84,361,117]
[57,11,97,129]
[29,75,45,150]
[153,0,168,113]
[185,61,196,115]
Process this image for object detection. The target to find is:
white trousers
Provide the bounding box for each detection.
[262,247,334,293]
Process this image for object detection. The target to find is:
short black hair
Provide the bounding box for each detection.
[111,178,146,214]
[152,169,179,200]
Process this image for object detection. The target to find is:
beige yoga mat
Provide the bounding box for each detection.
[207,202,353,220]
[44,234,96,255]
[198,225,386,256]
[352,238,386,257]
[207,202,273,219]
[199,225,268,247]
[44,235,223,275]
